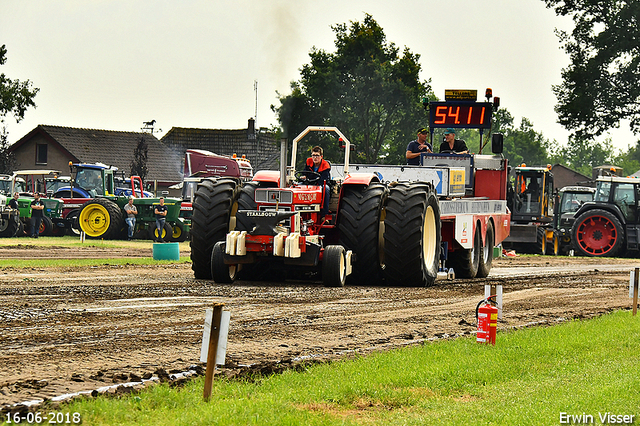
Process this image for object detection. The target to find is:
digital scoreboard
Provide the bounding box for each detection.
[429,101,493,130]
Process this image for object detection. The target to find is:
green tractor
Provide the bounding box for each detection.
[1,171,66,237]
[67,163,184,240]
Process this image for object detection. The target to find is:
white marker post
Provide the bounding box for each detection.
[629,268,639,316]
[202,304,230,401]
[484,284,503,319]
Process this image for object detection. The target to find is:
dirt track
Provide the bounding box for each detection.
[0,243,638,409]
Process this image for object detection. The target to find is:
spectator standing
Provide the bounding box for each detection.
[124,196,138,240]
[154,197,168,242]
[9,192,19,210]
[30,193,45,238]
[406,127,432,165]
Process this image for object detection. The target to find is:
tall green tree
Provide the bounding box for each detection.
[0,44,39,174]
[273,14,434,165]
[544,0,640,139]
[562,136,615,176]
[130,136,149,182]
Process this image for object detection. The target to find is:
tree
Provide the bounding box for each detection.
[0,44,39,174]
[130,136,149,182]
[0,127,15,174]
[562,136,615,176]
[273,14,434,165]
[544,0,640,139]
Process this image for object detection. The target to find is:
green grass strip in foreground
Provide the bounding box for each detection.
[0,257,190,268]
[63,310,640,426]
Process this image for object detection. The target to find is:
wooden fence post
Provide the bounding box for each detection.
[203,303,224,401]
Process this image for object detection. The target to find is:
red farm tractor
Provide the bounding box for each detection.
[190,126,442,287]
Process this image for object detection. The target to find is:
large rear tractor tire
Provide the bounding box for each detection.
[383,182,441,287]
[78,198,124,239]
[190,178,240,279]
[572,209,624,257]
[0,213,19,237]
[477,221,494,278]
[39,216,54,236]
[235,181,259,232]
[322,245,347,287]
[338,183,388,285]
[450,224,481,279]
[211,241,238,283]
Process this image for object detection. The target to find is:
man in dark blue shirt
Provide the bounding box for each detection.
[30,193,45,238]
[154,197,168,242]
[406,127,432,165]
[439,128,469,154]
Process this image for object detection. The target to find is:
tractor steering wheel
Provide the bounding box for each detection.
[295,170,322,184]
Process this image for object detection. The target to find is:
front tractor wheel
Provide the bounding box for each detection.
[572,209,624,257]
[322,245,347,287]
[383,182,441,287]
[211,241,238,283]
[78,198,123,239]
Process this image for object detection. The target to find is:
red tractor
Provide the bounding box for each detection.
[190,127,441,287]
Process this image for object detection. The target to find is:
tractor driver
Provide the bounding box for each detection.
[439,128,469,154]
[303,146,332,218]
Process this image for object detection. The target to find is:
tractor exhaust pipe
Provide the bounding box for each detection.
[280,137,287,189]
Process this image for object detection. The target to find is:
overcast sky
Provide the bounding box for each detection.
[1,0,637,153]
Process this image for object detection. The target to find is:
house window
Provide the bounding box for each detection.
[36,144,48,165]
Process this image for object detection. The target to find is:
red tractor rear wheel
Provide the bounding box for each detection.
[338,183,387,285]
[190,178,239,279]
[572,209,624,257]
[383,182,441,286]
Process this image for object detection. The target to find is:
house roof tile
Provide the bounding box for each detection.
[13,125,183,183]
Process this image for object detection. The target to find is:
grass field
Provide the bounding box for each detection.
[0,236,190,267]
[52,310,640,426]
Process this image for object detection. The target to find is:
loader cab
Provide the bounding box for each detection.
[510,166,554,223]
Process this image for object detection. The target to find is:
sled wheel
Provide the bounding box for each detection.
[451,224,481,279]
[477,221,494,278]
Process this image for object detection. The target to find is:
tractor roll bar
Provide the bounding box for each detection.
[289,126,352,187]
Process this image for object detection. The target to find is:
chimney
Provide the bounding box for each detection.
[247,118,256,140]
